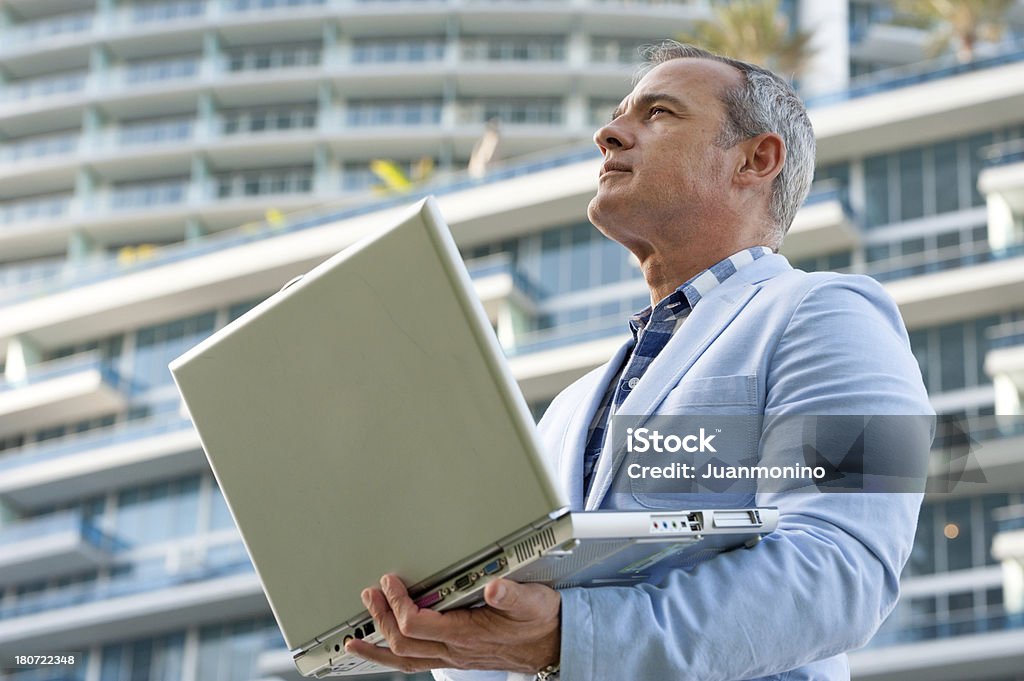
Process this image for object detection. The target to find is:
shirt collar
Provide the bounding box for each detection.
[628,246,773,336]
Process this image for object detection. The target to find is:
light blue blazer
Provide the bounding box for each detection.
[437,254,934,681]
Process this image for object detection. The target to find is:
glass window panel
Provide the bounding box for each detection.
[901,237,925,256]
[866,243,891,263]
[899,148,924,221]
[827,251,852,270]
[945,498,973,571]
[936,231,960,250]
[599,237,623,285]
[983,493,1010,566]
[968,132,993,206]
[210,484,235,530]
[569,224,593,291]
[939,324,966,392]
[864,155,890,228]
[539,229,563,294]
[933,141,960,214]
[908,503,936,575]
[101,643,124,681]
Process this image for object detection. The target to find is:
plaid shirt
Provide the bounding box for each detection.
[581,246,773,498]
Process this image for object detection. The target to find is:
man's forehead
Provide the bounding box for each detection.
[616,58,739,114]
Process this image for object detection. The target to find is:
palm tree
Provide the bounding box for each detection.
[896,0,1014,62]
[677,0,815,78]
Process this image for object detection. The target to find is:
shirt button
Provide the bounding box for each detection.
[627,377,640,389]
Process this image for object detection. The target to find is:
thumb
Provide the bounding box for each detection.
[483,578,522,612]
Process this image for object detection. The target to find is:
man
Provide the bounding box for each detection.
[346,42,932,680]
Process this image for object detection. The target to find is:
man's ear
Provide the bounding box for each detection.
[736,133,786,187]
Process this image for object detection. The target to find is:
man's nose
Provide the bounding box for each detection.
[594,120,634,155]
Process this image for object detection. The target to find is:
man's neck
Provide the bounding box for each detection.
[638,242,766,305]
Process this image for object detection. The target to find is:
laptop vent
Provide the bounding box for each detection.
[511,527,558,564]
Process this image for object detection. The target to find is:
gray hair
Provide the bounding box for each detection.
[637,41,816,248]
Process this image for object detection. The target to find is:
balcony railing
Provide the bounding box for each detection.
[0,195,72,227]
[806,41,1024,108]
[0,144,600,306]
[0,410,192,475]
[863,241,1024,283]
[0,12,93,51]
[0,352,121,394]
[982,138,1024,168]
[994,504,1024,533]
[0,544,252,620]
[225,0,327,10]
[0,72,88,104]
[0,510,122,553]
[872,601,1024,646]
[0,133,78,165]
[109,180,190,211]
[466,254,547,302]
[509,311,628,356]
[986,320,1024,351]
[127,0,207,25]
[932,414,1024,450]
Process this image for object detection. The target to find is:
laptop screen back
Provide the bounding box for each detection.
[170,199,563,650]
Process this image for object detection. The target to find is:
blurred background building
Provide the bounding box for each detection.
[1,0,1024,679]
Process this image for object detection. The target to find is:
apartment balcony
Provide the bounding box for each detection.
[0,411,203,510]
[850,610,1024,681]
[808,44,1024,163]
[0,511,120,585]
[0,544,265,656]
[507,313,630,401]
[880,243,1024,329]
[781,181,859,261]
[0,353,127,438]
[848,23,928,64]
[992,504,1024,561]
[978,140,1024,251]
[0,148,601,351]
[466,255,543,323]
[984,321,1024,394]
[927,415,1024,495]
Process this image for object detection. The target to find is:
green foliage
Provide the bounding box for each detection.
[677,0,815,78]
[895,0,1014,61]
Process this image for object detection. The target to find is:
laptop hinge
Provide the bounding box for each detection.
[493,510,563,549]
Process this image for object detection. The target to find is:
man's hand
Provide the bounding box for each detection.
[345,574,561,674]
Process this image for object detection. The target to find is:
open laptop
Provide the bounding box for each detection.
[169,197,778,678]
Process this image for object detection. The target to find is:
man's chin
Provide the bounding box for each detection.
[587,194,621,231]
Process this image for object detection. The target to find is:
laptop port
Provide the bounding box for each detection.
[483,559,503,576]
[414,590,444,608]
[354,627,364,640]
[454,574,472,591]
[363,621,375,636]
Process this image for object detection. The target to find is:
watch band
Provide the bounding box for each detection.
[536,664,560,680]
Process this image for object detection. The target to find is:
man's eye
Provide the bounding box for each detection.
[650,107,668,117]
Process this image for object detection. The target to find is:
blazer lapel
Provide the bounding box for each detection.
[557,337,634,510]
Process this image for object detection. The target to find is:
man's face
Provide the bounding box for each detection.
[587,58,743,247]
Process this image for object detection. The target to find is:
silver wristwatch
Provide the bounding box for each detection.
[536,664,560,680]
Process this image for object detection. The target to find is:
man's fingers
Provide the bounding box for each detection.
[345,638,448,674]
[362,587,449,658]
[379,574,456,641]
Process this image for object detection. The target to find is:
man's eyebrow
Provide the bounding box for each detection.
[610,93,691,122]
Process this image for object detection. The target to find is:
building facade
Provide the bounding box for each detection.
[1,1,1024,680]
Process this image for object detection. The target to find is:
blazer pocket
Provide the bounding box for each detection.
[657,374,759,413]
[630,374,759,510]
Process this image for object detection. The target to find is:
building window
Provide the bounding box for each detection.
[352,37,446,63]
[100,632,184,681]
[345,99,442,127]
[197,618,280,681]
